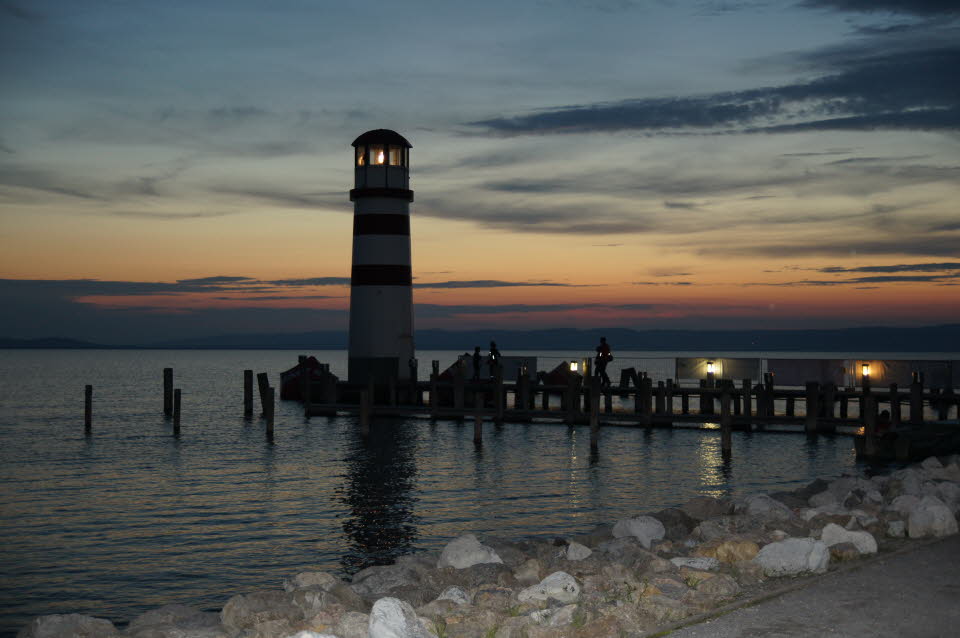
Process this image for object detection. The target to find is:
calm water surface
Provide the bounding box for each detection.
[0,349,916,636]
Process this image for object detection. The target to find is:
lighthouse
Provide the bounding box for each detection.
[348,129,415,385]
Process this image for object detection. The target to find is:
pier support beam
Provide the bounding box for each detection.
[474,391,483,444]
[910,374,924,425]
[163,368,173,417]
[84,384,92,433]
[359,389,370,439]
[590,378,600,451]
[805,382,820,436]
[243,370,253,417]
[720,390,732,459]
[173,389,181,436]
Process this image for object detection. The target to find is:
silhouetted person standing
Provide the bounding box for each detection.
[488,341,501,378]
[472,346,482,381]
[595,337,612,387]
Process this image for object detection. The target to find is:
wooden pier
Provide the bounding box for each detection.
[294,362,959,462]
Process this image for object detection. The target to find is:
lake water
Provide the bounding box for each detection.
[0,348,945,636]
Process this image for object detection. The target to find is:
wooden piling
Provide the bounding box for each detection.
[590,378,600,451]
[618,368,634,398]
[937,387,949,421]
[388,375,397,408]
[741,379,752,422]
[256,373,270,416]
[665,379,674,416]
[823,382,837,419]
[163,367,173,417]
[640,376,653,426]
[805,382,820,435]
[839,394,849,419]
[565,375,577,425]
[494,366,504,423]
[84,384,92,432]
[264,387,275,439]
[681,390,689,415]
[516,368,530,410]
[910,375,924,425]
[243,370,253,416]
[785,395,795,417]
[429,372,439,419]
[889,383,901,428]
[655,381,665,415]
[453,368,465,413]
[720,390,732,459]
[474,391,483,444]
[863,393,878,458]
[173,388,181,436]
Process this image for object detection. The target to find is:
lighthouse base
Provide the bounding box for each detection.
[348,356,408,385]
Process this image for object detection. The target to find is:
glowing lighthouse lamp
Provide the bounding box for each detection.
[348,129,415,386]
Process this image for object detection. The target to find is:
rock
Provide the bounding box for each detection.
[17,614,118,638]
[808,490,838,508]
[796,478,831,501]
[680,496,734,521]
[369,597,432,638]
[571,523,614,547]
[908,496,959,538]
[650,508,699,540]
[889,495,920,516]
[334,611,370,638]
[482,538,529,567]
[638,595,690,624]
[693,515,763,542]
[730,559,765,586]
[829,542,861,562]
[530,604,578,627]
[611,516,666,548]
[936,482,960,510]
[284,571,341,593]
[754,538,830,577]
[125,604,225,638]
[649,577,689,600]
[768,491,808,510]
[736,494,796,522]
[695,573,740,601]
[921,456,944,470]
[436,586,471,605]
[221,590,302,634]
[887,520,906,538]
[517,571,580,603]
[445,562,517,589]
[693,539,759,564]
[678,567,714,586]
[670,556,719,571]
[437,534,503,569]
[563,540,592,561]
[820,523,878,555]
[284,633,339,638]
[512,558,542,585]
[473,585,516,611]
[351,564,421,598]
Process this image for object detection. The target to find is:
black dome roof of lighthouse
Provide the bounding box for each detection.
[352,129,412,148]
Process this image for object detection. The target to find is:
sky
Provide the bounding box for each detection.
[1,0,958,344]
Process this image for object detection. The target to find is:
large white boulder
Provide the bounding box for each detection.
[754,538,830,577]
[820,523,877,555]
[888,494,920,516]
[737,494,796,522]
[17,614,118,638]
[564,540,592,561]
[369,597,432,638]
[436,534,503,569]
[517,571,581,603]
[611,516,666,549]
[908,496,959,538]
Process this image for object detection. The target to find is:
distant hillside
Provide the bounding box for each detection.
[0,336,108,349]
[4,324,958,352]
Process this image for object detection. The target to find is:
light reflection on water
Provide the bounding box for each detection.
[0,349,865,637]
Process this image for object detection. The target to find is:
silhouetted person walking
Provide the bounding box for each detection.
[488,341,501,378]
[595,337,612,387]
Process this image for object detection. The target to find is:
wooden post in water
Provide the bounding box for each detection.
[590,377,600,451]
[863,393,878,458]
[256,373,270,416]
[565,375,577,425]
[264,387,275,439]
[542,381,550,411]
[665,379,674,416]
[243,370,253,417]
[494,365,504,423]
[84,384,92,432]
[633,371,643,414]
[173,389,182,436]
[163,368,173,417]
[474,391,483,444]
[720,389,732,459]
[785,395,795,417]
[823,382,837,419]
[387,375,397,408]
[910,373,924,425]
[429,372,439,419]
[681,390,689,415]
[619,368,634,398]
[805,382,820,435]
[764,373,775,417]
[516,367,530,411]
[408,359,418,406]
[640,376,653,426]
[889,383,901,428]
[655,381,665,415]
[936,387,950,421]
[453,367,465,413]
[741,379,752,423]
[839,393,849,419]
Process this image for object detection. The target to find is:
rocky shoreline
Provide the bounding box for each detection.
[19,455,960,638]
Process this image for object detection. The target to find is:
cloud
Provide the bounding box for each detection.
[177,276,256,285]
[664,201,700,210]
[708,233,960,258]
[818,262,960,273]
[632,281,694,286]
[268,277,351,287]
[748,273,959,286]
[413,279,585,289]
[799,1,960,16]
[468,44,960,135]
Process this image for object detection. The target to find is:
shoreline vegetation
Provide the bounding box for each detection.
[2,323,959,351]
[18,455,960,638]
